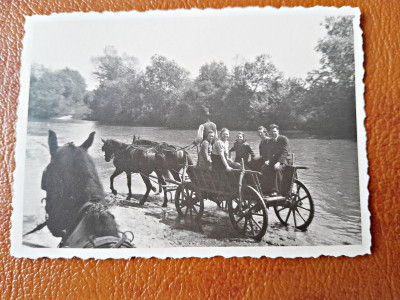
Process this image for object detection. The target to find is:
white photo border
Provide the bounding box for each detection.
[11,6,369,259]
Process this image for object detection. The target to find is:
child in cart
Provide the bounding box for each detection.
[229,132,255,165]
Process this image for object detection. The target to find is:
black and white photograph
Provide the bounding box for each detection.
[12,7,369,258]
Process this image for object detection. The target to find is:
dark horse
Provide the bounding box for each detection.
[101,138,172,207]
[41,131,133,248]
[132,135,193,183]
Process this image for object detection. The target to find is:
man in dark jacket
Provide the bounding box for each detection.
[261,124,289,196]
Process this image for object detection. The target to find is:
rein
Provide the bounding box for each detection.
[132,142,195,152]
[176,143,196,151]
[158,143,195,152]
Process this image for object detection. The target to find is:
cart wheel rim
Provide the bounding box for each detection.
[273,180,314,230]
[228,186,268,240]
[175,185,204,219]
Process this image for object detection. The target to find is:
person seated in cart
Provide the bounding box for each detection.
[259,124,290,196]
[197,130,215,170]
[211,128,240,172]
[229,132,255,165]
[193,108,218,146]
[246,126,270,170]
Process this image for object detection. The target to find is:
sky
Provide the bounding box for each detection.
[25,8,339,90]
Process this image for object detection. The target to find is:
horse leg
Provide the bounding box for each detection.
[156,171,168,208]
[126,172,132,200]
[139,174,152,205]
[110,169,123,195]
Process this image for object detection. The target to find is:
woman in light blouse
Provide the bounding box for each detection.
[211,128,240,171]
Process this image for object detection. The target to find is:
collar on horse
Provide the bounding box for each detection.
[81,232,134,248]
[58,202,134,248]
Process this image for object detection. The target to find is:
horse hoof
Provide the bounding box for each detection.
[151,186,157,192]
[126,195,132,200]
[112,190,117,195]
[162,203,168,208]
[139,199,146,205]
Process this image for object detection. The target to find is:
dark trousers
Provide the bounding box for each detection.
[248,158,283,194]
[262,165,283,194]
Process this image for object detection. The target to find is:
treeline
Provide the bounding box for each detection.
[29,16,356,139]
[28,65,89,119]
[87,48,311,130]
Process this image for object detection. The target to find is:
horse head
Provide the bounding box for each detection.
[101,139,118,162]
[42,131,105,238]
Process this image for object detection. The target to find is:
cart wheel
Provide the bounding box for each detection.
[228,186,268,241]
[175,184,204,220]
[274,179,314,231]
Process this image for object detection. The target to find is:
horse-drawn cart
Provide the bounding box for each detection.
[174,155,314,241]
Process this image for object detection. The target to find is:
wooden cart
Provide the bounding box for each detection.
[174,154,314,241]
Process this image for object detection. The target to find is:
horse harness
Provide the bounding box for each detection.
[58,202,134,248]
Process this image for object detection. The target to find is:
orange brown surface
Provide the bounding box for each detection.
[0,0,399,298]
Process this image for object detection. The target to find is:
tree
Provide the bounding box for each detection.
[91,46,138,84]
[57,68,86,102]
[90,47,143,125]
[316,16,355,87]
[167,61,231,129]
[28,65,87,119]
[140,55,190,126]
[225,55,285,129]
[193,62,230,116]
[303,16,356,138]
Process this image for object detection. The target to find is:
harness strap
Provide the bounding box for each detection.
[23,220,48,237]
[82,233,134,248]
[133,142,195,152]
[111,232,129,248]
[161,143,195,151]
[58,202,95,247]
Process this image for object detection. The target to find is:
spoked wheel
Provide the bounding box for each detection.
[228,186,268,241]
[175,184,204,220]
[273,179,314,231]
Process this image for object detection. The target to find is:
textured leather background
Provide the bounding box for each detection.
[1,0,399,298]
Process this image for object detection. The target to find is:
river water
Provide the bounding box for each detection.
[22,119,362,247]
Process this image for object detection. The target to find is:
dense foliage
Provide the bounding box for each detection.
[29,17,357,139]
[28,65,88,119]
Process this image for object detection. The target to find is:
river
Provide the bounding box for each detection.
[21,119,362,248]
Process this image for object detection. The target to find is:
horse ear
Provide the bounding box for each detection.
[80,132,96,150]
[48,130,58,158]
[101,138,106,143]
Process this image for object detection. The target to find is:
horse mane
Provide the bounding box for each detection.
[81,203,119,238]
[107,139,130,150]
